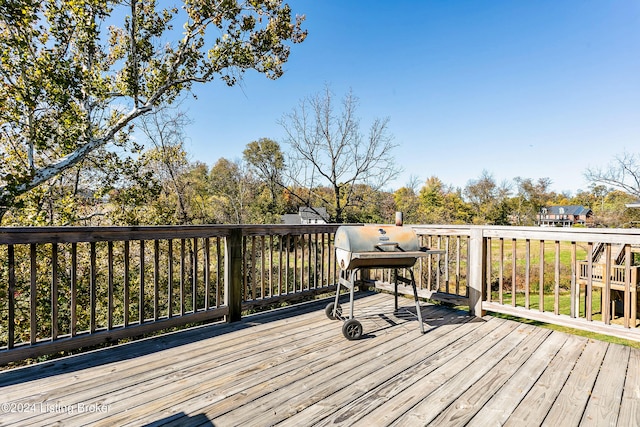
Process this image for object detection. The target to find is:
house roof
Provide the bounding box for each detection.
[543,205,591,215]
[298,207,329,222]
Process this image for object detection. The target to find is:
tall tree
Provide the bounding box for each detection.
[209,157,257,224]
[0,0,307,220]
[279,86,400,223]
[464,170,511,225]
[138,107,194,224]
[243,138,285,204]
[416,177,472,224]
[394,186,420,224]
[511,177,554,226]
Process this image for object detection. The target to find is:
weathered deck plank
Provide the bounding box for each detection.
[541,337,609,427]
[465,330,570,427]
[618,347,640,427]
[503,334,589,426]
[0,291,638,427]
[580,343,629,426]
[426,326,552,426]
[351,319,521,427]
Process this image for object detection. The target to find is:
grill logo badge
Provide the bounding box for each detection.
[378,228,390,241]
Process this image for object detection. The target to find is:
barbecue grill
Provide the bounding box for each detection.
[326,224,445,340]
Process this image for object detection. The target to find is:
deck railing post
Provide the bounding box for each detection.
[225,228,243,322]
[468,227,486,317]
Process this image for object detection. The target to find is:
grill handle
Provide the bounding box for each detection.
[375,242,402,251]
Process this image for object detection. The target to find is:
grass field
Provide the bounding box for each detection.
[488,238,588,265]
[490,290,600,317]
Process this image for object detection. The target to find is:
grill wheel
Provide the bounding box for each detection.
[325,302,342,320]
[342,319,363,340]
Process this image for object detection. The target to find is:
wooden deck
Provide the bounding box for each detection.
[1,291,639,426]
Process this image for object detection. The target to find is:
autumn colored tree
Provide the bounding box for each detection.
[417,177,472,224]
[393,187,420,224]
[510,177,555,226]
[243,138,286,205]
[0,0,307,221]
[209,158,260,224]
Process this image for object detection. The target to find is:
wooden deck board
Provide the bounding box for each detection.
[426,326,552,427]
[0,291,638,427]
[503,334,589,426]
[352,319,521,427]
[581,343,629,426]
[465,330,570,427]
[618,347,640,427]
[541,338,609,427]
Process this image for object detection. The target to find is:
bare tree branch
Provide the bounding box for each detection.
[279,85,400,222]
[584,151,640,199]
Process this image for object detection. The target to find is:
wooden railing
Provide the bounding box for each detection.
[470,225,640,342]
[2,223,640,365]
[373,224,640,342]
[0,224,341,365]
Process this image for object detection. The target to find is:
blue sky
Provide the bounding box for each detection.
[180,0,640,195]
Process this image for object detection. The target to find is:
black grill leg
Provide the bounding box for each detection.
[333,270,344,318]
[394,268,399,311]
[410,269,425,334]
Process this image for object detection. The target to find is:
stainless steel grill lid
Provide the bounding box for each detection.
[334,225,427,270]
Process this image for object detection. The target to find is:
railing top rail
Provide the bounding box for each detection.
[0,223,345,245]
[411,225,473,237]
[481,226,640,244]
[412,224,640,244]
[3,222,640,245]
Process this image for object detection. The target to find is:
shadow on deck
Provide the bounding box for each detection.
[1,291,639,426]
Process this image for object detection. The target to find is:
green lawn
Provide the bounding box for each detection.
[489,239,588,269]
[491,290,600,317]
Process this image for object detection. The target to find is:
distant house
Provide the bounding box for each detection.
[281,207,330,225]
[537,205,593,227]
[626,200,640,208]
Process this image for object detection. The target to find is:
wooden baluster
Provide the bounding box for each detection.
[108,241,114,330]
[539,240,545,313]
[30,244,37,344]
[624,244,631,328]
[139,240,145,324]
[180,239,185,316]
[90,242,97,333]
[168,239,173,318]
[154,240,159,320]
[511,239,517,307]
[204,237,210,310]
[571,242,577,318]
[192,237,198,312]
[124,241,130,327]
[554,241,560,315]
[8,245,15,349]
[604,243,611,324]
[586,242,593,322]
[499,238,504,305]
[524,239,530,310]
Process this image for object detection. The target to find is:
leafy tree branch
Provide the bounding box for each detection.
[0,0,306,219]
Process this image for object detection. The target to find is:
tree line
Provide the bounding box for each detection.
[2,100,639,228]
